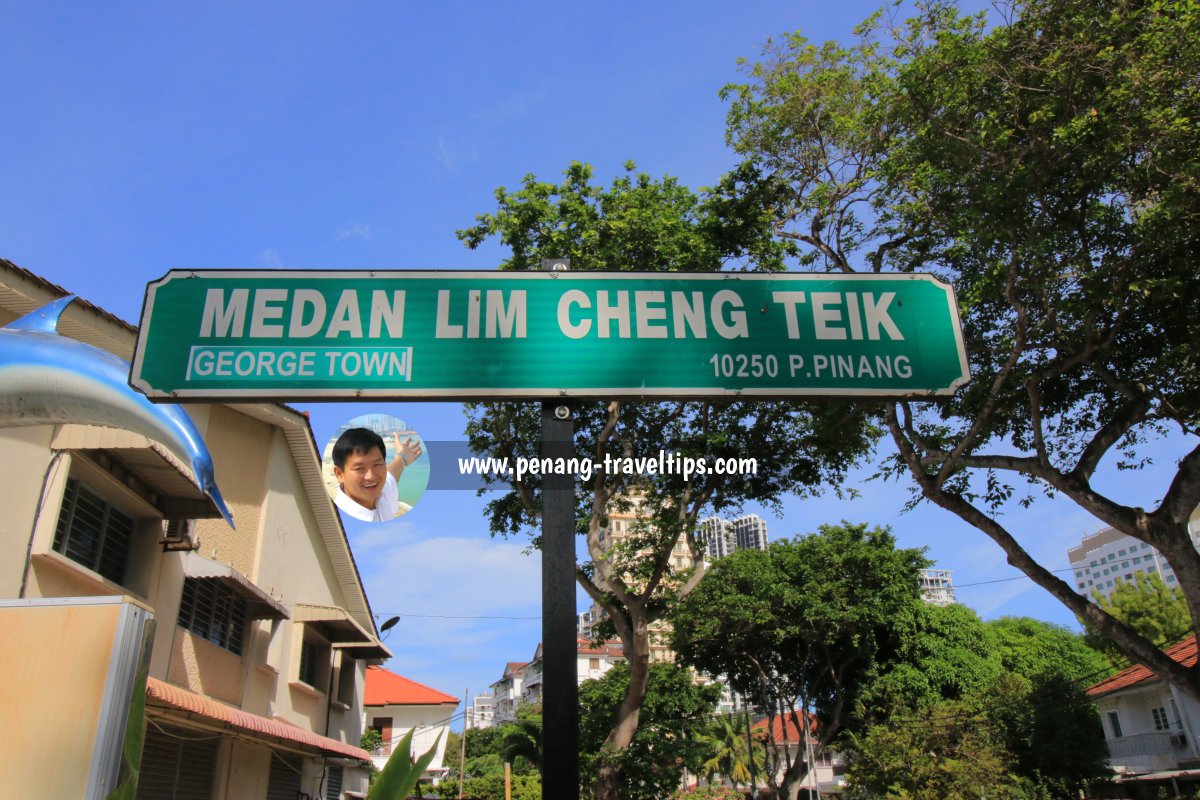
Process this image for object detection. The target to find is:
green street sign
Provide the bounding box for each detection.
[130,270,969,400]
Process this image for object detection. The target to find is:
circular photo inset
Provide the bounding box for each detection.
[322,413,430,523]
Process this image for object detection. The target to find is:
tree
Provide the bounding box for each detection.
[843,698,1024,800]
[669,523,928,800]
[693,715,766,790]
[724,0,1200,698]
[1085,573,1193,665]
[864,600,999,712]
[578,661,722,800]
[458,162,880,799]
[982,618,1112,797]
[848,615,1110,798]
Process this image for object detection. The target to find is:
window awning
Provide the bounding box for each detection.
[51,425,225,520]
[335,641,393,661]
[184,553,289,621]
[293,603,392,659]
[146,677,369,761]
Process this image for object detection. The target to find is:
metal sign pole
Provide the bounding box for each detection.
[540,400,578,800]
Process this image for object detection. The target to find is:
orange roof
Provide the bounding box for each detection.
[752,711,819,743]
[365,665,459,707]
[1087,636,1198,698]
[576,639,623,657]
[146,677,369,760]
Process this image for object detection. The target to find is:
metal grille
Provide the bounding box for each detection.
[177,577,247,655]
[136,722,220,800]
[53,477,134,584]
[325,765,343,800]
[266,751,304,800]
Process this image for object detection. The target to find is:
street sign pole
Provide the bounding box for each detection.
[541,400,578,800]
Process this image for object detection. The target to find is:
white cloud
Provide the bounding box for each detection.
[258,249,284,268]
[435,136,460,175]
[336,223,374,241]
[359,535,541,620]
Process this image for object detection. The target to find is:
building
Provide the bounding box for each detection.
[701,517,735,559]
[0,260,389,799]
[465,693,495,730]
[700,513,769,560]
[732,514,769,551]
[1087,636,1200,791]
[490,661,530,723]
[489,640,625,722]
[919,568,957,606]
[1069,520,1200,600]
[751,713,845,795]
[363,666,459,783]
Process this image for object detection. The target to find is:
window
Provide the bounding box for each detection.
[177,578,247,655]
[1119,549,1127,556]
[1107,711,1123,738]
[371,718,393,755]
[1153,707,1170,731]
[1168,575,1178,583]
[325,765,343,800]
[1122,561,1130,568]
[299,633,331,689]
[53,477,135,585]
[589,658,600,670]
[337,654,357,706]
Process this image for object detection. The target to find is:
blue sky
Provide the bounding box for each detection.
[3,1,1191,725]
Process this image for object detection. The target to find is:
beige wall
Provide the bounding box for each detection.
[191,405,270,577]
[0,426,59,596]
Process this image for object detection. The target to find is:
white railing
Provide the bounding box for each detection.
[1108,731,1188,773]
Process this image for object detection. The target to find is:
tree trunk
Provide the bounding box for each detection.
[592,616,653,800]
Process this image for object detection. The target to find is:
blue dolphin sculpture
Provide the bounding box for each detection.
[0,295,235,528]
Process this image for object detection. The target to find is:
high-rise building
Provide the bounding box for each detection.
[701,516,734,559]
[701,513,768,559]
[919,569,958,606]
[1068,519,1200,600]
[733,514,770,551]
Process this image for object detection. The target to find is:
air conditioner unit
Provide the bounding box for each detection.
[160,518,198,552]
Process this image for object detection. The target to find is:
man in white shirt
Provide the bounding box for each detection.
[331,427,422,523]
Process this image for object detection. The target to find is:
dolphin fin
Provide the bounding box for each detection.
[207,482,236,530]
[4,296,78,334]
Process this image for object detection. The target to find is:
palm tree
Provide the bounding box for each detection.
[695,715,765,789]
[497,707,543,774]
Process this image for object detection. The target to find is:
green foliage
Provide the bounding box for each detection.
[496,704,542,774]
[1084,573,1193,664]
[981,618,1112,795]
[725,0,1200,696]
[670,522,928,798]
[360,727,384,753]
[672,523,928,731]
[865,602,999,712]
[846,614,1110,798]
[434,772,541,800]
[445,716,540,781]
[457,161,797,275]
[692,714,766,789]
[843,697,1025,800]
[578,662,722,800]
[367,729,441,800]
[670,786,744,800]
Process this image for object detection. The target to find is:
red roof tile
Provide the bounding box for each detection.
[752,711,819,743]
[146,677,369,760]
[1087,636,1198,698]
[365,665,459,707]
